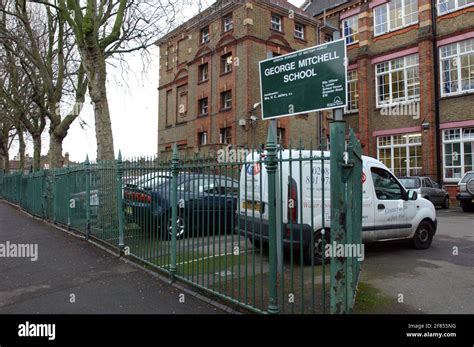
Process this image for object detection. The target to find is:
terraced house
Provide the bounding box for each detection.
[156,0,321,155]
[303,0,474,199]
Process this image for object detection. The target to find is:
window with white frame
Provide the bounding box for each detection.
[198,97,209,116]
[342,16,359,44]
[223,15,233,32]
[198,63,209,82]
[221,53,233,74]
[201,26,210,44]
[295,23,305,40]
[277,128,286,146]
[440,38,474,96]
[376,54,420,107]
[374,0,419,36]
[221,90,232,110]
[443,128,474,180]
[378,133,423,177]
[199,131,208,146]
[438,0,473,15]
[220,127,232,144]
[271,14,282,32]
[346,70,359,112]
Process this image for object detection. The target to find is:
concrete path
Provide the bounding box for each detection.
[0,201,224,314]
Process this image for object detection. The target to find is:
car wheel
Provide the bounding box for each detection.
[442,196,450,209]
[167,215,186,240]
[461,204,474,213]
[304,229,330,265]
[411,221,434,250]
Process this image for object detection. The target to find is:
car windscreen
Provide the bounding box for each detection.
[127,174,171,189]
[461,173,474,183]
[399,178,421,189]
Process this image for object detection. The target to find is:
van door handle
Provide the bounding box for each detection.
[378,204,385,210]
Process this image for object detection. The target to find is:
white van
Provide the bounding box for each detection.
[237,151,437,264]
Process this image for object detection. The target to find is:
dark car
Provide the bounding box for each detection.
[456,171,474,212]
[399,176,450,209]
[124,173,239,239]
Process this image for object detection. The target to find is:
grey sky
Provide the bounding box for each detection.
[12,0,305,163]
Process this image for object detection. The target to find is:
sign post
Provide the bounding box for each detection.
[259,40,347,314]
[266,52,284,284]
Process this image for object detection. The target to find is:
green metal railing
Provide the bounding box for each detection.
[0,123,362,314]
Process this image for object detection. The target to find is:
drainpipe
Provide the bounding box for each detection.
[431,0,442,183]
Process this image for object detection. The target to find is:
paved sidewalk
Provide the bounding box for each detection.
[0,201,224,314]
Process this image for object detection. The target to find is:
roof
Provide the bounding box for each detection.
[303,0,349,16]
[156,0,317,45]
[269,0,315,20]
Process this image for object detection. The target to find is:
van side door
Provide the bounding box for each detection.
[370,167,411,240]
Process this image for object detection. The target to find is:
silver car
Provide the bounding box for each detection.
[399,176,450,209]
[456,171,474,213]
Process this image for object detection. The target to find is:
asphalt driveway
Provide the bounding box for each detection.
[360,207,474,314]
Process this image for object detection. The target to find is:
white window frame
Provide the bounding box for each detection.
[442,127,474,182]
[377,133,423,177]
[373,0,419,37]
[222,90,232,110]
[342,15,359,45]
[199,132,208,146]
[199,63,208,82]
[438,0,474,15]
[346,70,359,113]
[201,27,210,44]
[277,128,285,146]
[222,53,233,74]
[440,38,474,97]
[271,14,282,32]
[219,127,232,144]
[223,15,233,32]
[294,23,305,40]
[199,98,208,115]
[375,54,420,107]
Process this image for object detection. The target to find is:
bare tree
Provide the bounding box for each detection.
[50,0,183,160]
[0,0,87,168]
[0,38,46,170]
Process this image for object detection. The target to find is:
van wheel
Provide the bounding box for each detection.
[304,230,330,265]
[442,196,450,209]
[411,221,434,250]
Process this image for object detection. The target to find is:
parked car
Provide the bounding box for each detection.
[124,173,239,239]
[237,151,437,265]
[456,171,474,212]
[399,176,450,209]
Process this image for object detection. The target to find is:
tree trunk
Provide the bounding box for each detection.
[85,51,115,162]
[32,133,42,171]
[48,133,64,168]
[18,130,26,172]
[92,96,115,161]
[1,151,9,173]
[0,132,8,173]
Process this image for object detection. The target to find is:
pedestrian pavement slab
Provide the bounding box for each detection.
[0,201,224,314]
